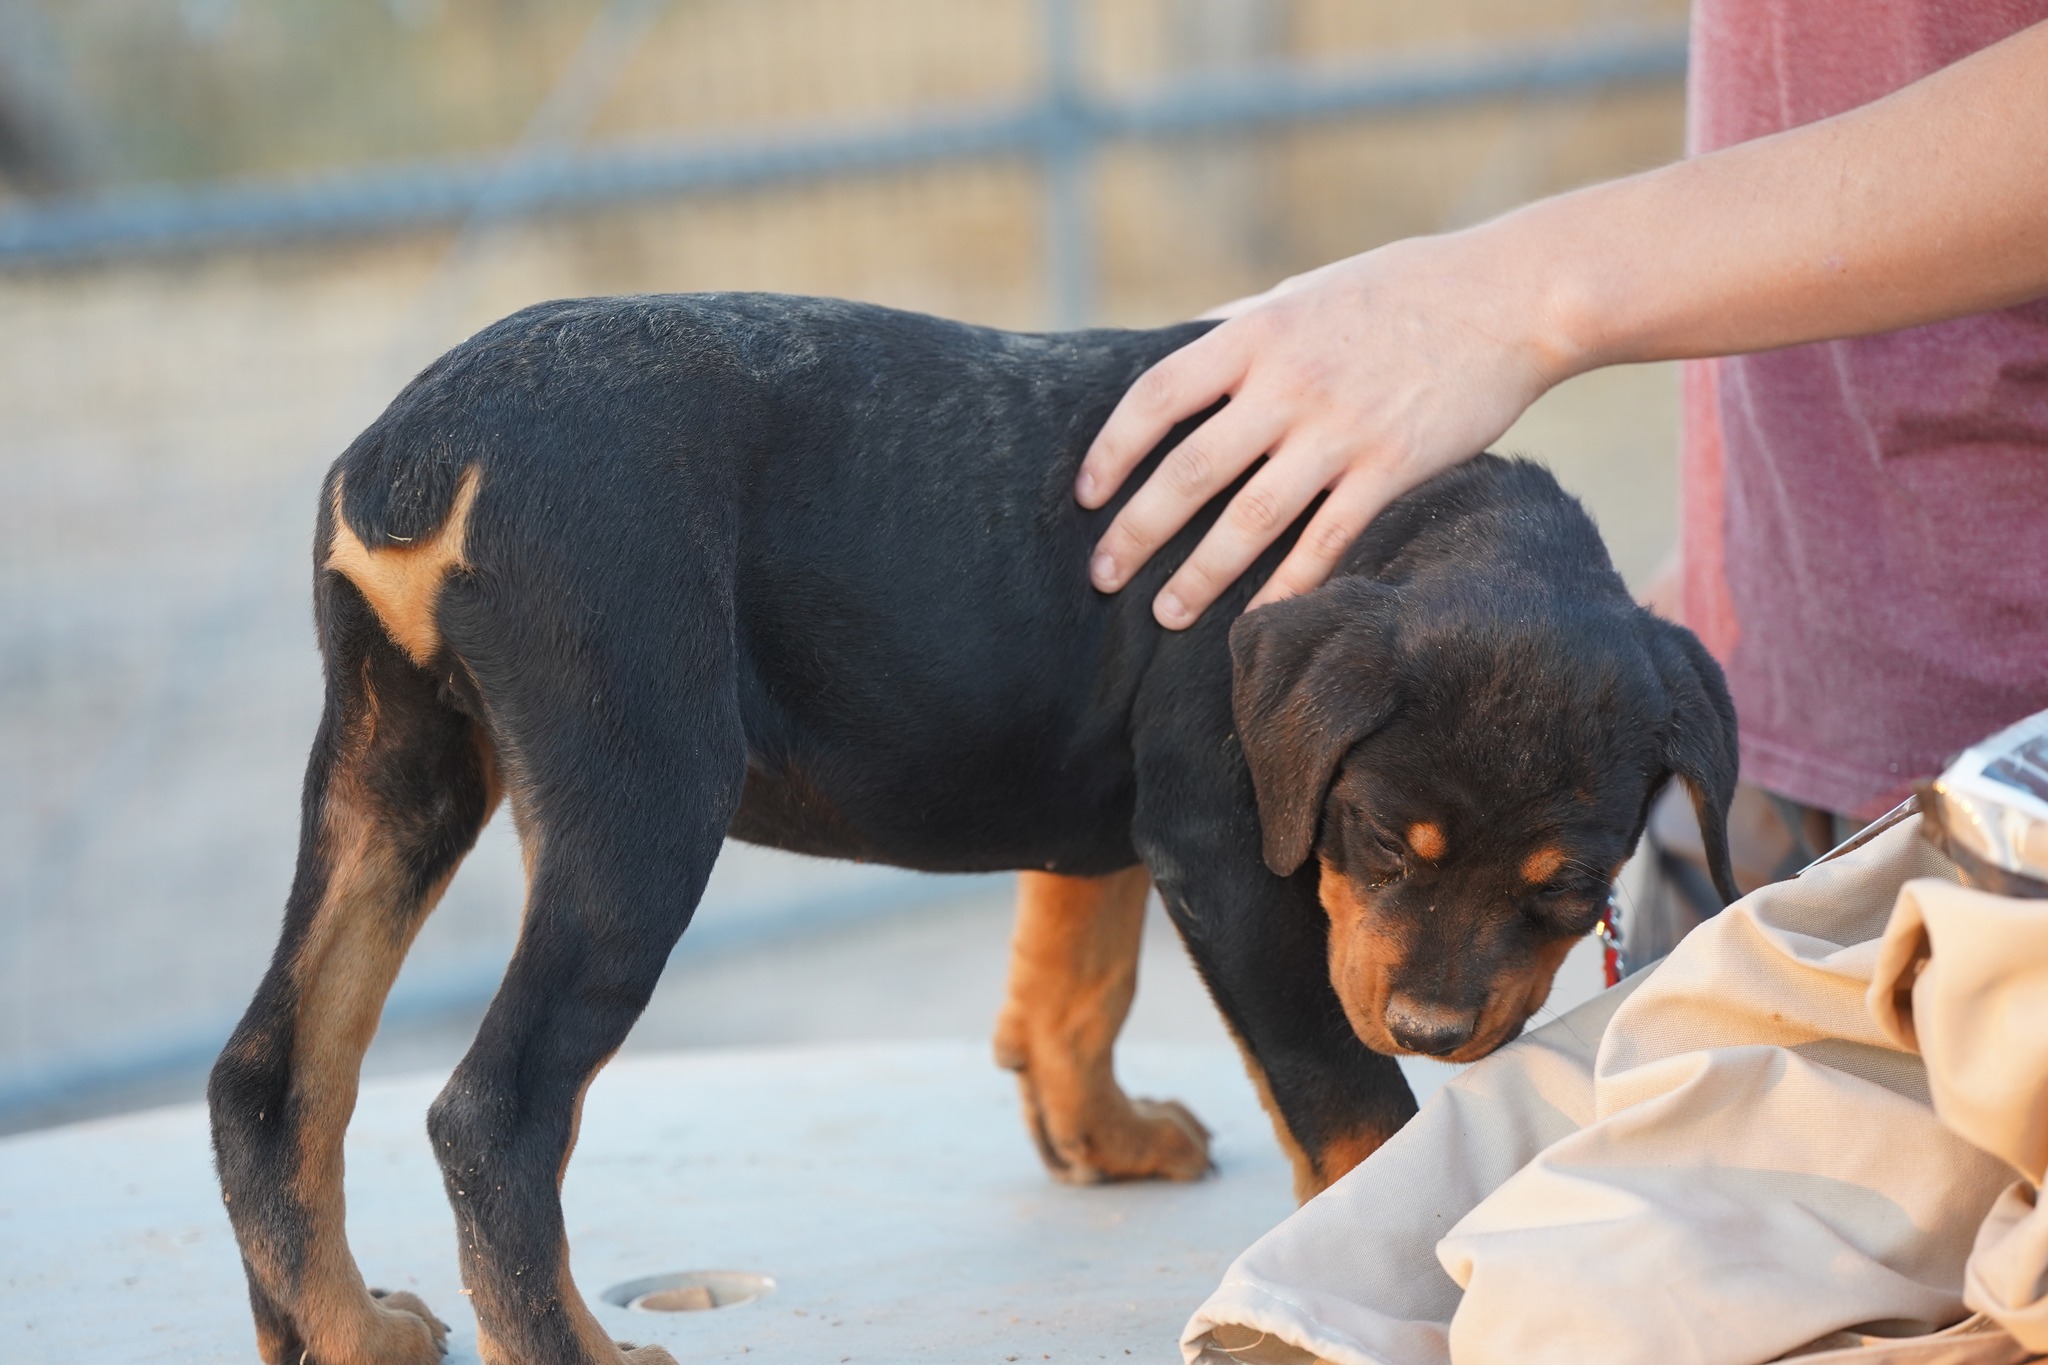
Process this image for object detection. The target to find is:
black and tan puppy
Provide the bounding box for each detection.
[208,294,1736,1365]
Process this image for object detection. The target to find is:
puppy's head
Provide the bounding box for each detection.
[1229,577,1737,1063]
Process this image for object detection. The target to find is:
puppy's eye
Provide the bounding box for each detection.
[1534,879,1604,908]
[1364,832,1408,888]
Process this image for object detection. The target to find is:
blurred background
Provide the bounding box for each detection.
[0,0,1687,1134]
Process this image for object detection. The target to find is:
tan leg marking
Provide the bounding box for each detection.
[560,1066,673,1365]
[993,868,1210,1183]
[461,1049,672,1364]
[253,1314,296,1365]
[284,690,475,1364]
[1225,1027,1395,1203]
[1312,1126,1395,1190]
[477,1318,676,1365]
[1224,1028,1318,1203]
[325,467,481,667]
[534,1227,677,1365]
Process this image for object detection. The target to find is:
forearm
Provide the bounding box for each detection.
[1075,18,2048,625]
[1517,18,2048,378]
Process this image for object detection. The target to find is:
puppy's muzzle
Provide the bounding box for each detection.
[1383,995,1478,1057]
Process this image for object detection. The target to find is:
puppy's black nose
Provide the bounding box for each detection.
[1384,996,1479,1057]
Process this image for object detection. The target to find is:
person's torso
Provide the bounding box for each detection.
[1682,0,2048,817]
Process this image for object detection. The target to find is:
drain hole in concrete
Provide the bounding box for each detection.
[602,1271,776,1313]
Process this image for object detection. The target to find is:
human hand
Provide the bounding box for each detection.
[1075,229,1579,628]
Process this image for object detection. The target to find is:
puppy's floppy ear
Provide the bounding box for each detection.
[1229,579,1401,877]
[1646,616,1741,905]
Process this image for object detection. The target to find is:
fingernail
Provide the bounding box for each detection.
[1091,552,1117,588]
[1075,470,1097,504]
[1156,590,1188,627]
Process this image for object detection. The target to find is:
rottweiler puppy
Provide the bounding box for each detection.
[208,294,1736,1365]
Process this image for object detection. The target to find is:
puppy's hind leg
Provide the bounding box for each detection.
[425,582,745,1365]
[209,573,494,1365]
[994,868,1211,1183]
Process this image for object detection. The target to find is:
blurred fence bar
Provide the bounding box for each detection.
[0,18,1686,322]
[0,2,1691,1129]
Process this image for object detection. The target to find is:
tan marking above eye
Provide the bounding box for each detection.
[1406,821,1446,861]
[1520,846,1568,884]
[324,467,480,667]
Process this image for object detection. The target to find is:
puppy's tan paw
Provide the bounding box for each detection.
[1125,1096,1213,1182]
[615,1341,680,1364]
[367,1287,450,1359]
[1021,1068,1214,1184]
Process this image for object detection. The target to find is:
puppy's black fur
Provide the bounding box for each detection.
[209,293,1737,1365]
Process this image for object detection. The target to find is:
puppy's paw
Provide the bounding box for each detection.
[615,1340,680,1364]
[367,1287,450,1360]
[1018,1068,1213,1184]
[1124,1096,1213,1182]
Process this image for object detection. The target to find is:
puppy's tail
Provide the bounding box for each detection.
[330,339,481,549]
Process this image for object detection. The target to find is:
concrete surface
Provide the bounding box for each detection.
[3,1042,1297,1363]
[0,926,1611,1360]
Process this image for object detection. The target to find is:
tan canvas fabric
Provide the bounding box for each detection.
[1185,818,2048,1365]
[1871,877,2048,1353]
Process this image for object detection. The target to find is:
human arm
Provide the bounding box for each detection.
[1077,19,2048,628]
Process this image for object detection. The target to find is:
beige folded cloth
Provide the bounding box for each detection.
[1184,818,2048,1365]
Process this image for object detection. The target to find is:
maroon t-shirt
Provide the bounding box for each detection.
[1682,0,2048,819]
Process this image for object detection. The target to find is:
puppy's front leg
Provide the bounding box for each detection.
[1150,848,1416,1202]
[993,867,1212,1182]
[1128,696,1416,1203]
